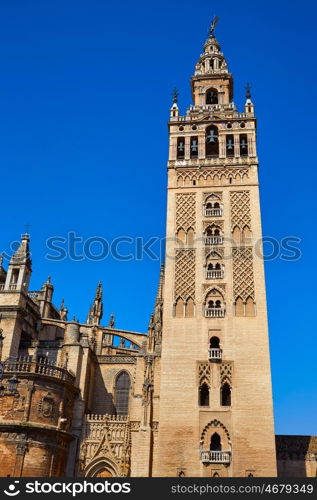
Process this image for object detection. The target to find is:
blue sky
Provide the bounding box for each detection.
[0,0,316,435]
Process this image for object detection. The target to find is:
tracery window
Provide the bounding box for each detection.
[114,371,130,416]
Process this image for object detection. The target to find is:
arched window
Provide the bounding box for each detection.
[240,134,248,156]
[114,371,130,416]
[208,300,214,309]
[215,300,221,308]
[199,383,210,406]
[207,263,214,270]
[210,433,221,451]
[190,136,198,158]
[205,126,219,157]
[221,382,231,406]
[206,88,218,105]
[210,336,220,348]
[177,137,185,159]
[226,135,234,157]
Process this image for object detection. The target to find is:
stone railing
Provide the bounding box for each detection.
[204,208,222,217]
[0,284,4,291]
[205,308,225,318]
[205,237,223,245]
[206,270,223,279]
[200,450,231,464]
[209,348,222,361]
[169,156,255,168]
[3,357,75,384]
[85,414,128,422]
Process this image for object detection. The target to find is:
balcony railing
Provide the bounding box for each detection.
[204,208,222,217]
[206,270,223,279]
[205,236,223,245]
[9,284,17,290]
[205,308,225,318]
[209,348,222,361]
[0,284,4,291]
[2,357,75,384]
[200,450,231,464]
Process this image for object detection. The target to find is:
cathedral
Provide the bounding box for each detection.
[0,21,316,478]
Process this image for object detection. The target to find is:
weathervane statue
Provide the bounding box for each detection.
[209,15,219,37]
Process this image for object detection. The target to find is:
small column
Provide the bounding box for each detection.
[185,136,190,160]
[234,134,240,158]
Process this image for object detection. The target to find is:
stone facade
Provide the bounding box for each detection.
[0,21,315,477]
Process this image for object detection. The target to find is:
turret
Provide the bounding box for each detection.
[86,281,103,325]
[39,276,54,317]
[4,233,32,292]
[244,83,255,116]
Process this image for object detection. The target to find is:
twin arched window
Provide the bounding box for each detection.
[114,371,130,416]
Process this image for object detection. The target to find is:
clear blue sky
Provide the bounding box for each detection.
[0,0,316,435]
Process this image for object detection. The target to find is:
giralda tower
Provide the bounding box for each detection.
[154,20,277,477]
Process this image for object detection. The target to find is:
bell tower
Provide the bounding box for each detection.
[155,19,277,477]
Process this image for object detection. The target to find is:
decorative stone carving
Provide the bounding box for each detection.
[176,193,196,231]
[176,167,249,186]
[38,393,56,418]
[232,247,255,301]
[198,363,211,387]
[174,249,196,301]
[230,191,251,231]
[220,362,232,385]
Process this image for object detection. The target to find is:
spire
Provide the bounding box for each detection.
[170,88,179,119]
[244,82,254,115]
[194,17,228,76]
[59,299,68,321]
[156,263,165,304]
[3,233,32,292]
[86,281,103,325]
[11,233,32,268]
[108,312,115,329]
[172,87,178,104]
[245,82,252,100]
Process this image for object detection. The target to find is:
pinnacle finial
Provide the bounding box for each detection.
[172,87,179,104]
[245,82,252,100]
[108,312,115,329]
[209,16,219,37]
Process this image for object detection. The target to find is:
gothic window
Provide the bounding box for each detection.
[240,134,248,156]
[215,300,221,308]
[190,136,198,158]
[187,228,195,246]
[185,297,194,318]
[210,433,221,451]
[11,269,19,284]
[114,371,130,416]
[177,137,185,159]
[210,336,220,349]
[226,135,234,157]
[235,297,244,316]
[199,383,210,406]
[221,382,231,406]
[175,298,184,318]
[206,88,218,105]
[245,297,256,317]
[205,126,219,157]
